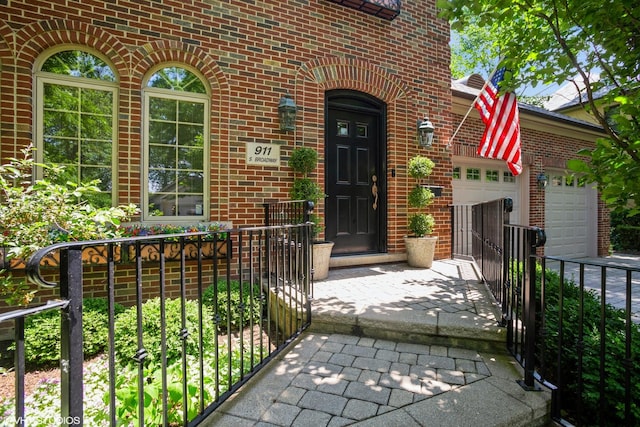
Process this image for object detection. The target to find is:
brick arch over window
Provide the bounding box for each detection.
[130,40,230,221]
[4,20,129,157]
[14,20,129,75]
[0,22,17,156]
[130,40,228,95]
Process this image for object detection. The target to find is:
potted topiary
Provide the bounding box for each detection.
[289,146,334,280]
[404,155,437,268]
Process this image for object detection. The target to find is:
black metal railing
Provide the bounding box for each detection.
[532,256,639,426]
[0,223,312,426]
[465,198,639,426]
[502,224,546,389]
[263,199,314,227]
[469,198,512,303]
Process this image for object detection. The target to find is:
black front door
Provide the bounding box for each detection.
[325,91,386,255]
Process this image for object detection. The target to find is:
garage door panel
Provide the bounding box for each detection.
[452,163,521,255]
[545,173,589,258]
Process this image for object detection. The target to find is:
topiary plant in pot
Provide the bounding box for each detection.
[404,155,437,268]
[289,146,334,280]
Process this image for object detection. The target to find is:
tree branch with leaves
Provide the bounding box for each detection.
[440,0,640,215]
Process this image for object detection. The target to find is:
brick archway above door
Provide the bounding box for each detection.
[298,57,412,104]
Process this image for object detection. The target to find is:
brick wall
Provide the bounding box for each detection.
[0,0,453,260]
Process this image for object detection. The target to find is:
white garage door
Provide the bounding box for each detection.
[452,161,522,255]
[545,172,595,258]
[452,162,521,222]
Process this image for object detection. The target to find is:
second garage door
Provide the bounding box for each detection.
[544,172,596,258]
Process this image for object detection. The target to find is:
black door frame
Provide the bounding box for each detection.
[325,89,387,254]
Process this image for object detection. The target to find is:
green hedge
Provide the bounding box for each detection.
[611,224,640,252]
[15,298,125,369]
[113,297,216,368]
[202,280,264,332]
[536,265,640,426]
[14,279,264,370]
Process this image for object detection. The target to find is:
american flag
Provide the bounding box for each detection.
[474,67,522,175]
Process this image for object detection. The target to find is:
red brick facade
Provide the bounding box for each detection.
[0,0,610,267]
[0,0,454,260]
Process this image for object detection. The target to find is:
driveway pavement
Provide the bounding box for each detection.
[544,252,640,322]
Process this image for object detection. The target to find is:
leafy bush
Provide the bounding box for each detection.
[15,298,124,369]
[611,224,640,252]
[112,297,215,368]
[0,147,138,305]
[536,265,640,426]
[408,213,435,237]
[0,148,138,261]
[111,346,264,425]
[610,210,640,252]
[288,147,317,176]
[202,280,264,332]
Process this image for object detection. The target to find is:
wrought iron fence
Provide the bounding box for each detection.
[0,223,312,426]
[263,199,313,227]
[532,255,639,426]
[464,198,639,426]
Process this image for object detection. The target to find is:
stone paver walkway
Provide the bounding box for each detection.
[203,259,551,426]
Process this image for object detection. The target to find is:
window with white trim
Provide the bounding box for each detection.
[36,50,117,207]
[143,66,209,220]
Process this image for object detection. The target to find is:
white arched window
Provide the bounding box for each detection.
[143,66,209,221]
[36,49,118,207]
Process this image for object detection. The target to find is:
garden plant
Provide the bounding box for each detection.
[535,264,640,426]
[0,279,268,426]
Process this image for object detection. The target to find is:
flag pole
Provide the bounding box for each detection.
[448,66,499,149]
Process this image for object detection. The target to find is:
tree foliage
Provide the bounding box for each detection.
[439,0,640,215]
[450,23,500,79]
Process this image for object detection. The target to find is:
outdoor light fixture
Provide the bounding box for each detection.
[417,116,435,147]
[278,93,297,132]
[537,172,548,189]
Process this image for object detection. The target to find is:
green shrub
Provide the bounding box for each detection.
[112,297,215,368]
[202,280,264,332]
[15,298,124,369]
[0,147,138,306]
[611,224,640,252]
[406,155,436,237]
[536,265,640,426]
[288,147,318,176]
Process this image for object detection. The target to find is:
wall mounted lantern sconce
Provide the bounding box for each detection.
[417,116,435,147]
[278,93,297,132]
[537,172,548,189]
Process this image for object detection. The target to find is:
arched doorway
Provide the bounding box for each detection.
[325,90,387,255]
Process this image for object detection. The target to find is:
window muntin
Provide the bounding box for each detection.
[147,66,206,93]
[466,168,481,181]
[485,170,499,182]
[41,50,116,81]
[503,171,515,183]
[452,166,461,180]
[144,67,209,220]
[37,50,117,207]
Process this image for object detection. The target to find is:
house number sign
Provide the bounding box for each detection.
[246,142,280,166]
